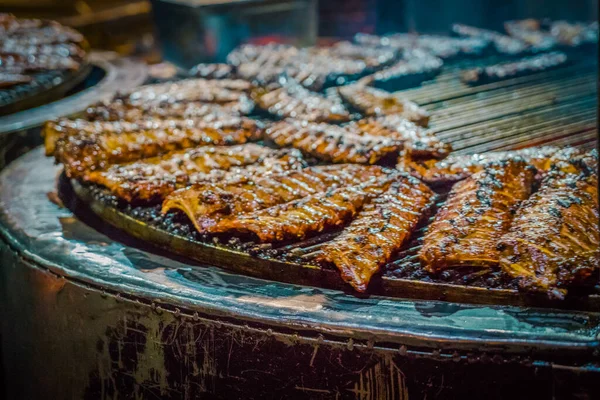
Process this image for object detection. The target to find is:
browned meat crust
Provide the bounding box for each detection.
[419,160,536,271]
[337,84,430,127]
[499,151,599,298]
[398,146,584,185]
[356,115,451,159]
[254,82,350,123]
[206,173,398,242]
[266,119,401,164]
[45,116,264,177]
[317,174,435,291]
[161,165,390,234]
[84,145,305,203]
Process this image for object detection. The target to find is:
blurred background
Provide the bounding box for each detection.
[2,0,597,66]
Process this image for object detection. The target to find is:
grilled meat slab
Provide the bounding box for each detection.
[0,72,32,87]
[452,23,529,55]
[45,116,263,177]
[462,52,568,85]
[254,82,351,123]
[207,174,398,242]
[85,145,305,203]
[499,154,598,297]
[162,165,389,233]
[504,20,557,51]
[317,175,435,291]
[420,160,536,271]
[266,119,401,164]
[356,115,451,159]
[398,146,583,185]
[338,84,430,127]
[189,63,235,79]
[549,21,598,46]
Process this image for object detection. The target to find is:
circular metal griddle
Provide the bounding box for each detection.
[1,148,599,399]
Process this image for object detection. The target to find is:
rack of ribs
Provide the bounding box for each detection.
[254,81,351,123]
[84,145,305,203]
[398,146,584,185]
[204,173,399,242]
[317,174,435,291]
[498,151,599,298]
[338,84,430,127]
[45,116,264,177]
[161,165,391,234]
[266,119,401,164]
[461,52,568,85]
[420,159,536,271]
[355,115,451,159]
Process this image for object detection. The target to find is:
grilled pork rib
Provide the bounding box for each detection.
[338,84,430,127]
[461,52,567,85]
[207,174,398,242]
[317,175,435,291]
[499,151,599,297]
[398,146,583,185]
[46,116,263,177]
[452,23,529,55]
[266,119,401,164]
[162,165,389,234]
[254,82,351,123]
[85,145,305,203]
[420,160,536,271]
[356,115,451,159]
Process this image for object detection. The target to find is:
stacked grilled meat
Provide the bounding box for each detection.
[44,30,598,299]
[0,14,87,87]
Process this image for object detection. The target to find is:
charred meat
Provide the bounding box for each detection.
[162,165,390,234]
[499,153,598,298]
[420,160,536,271]
[461,52,568,85]
[338,84,430,126]
[317,175,435,291]
[266,119,401,164]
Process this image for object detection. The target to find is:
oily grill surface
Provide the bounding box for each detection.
[66,54,599,310]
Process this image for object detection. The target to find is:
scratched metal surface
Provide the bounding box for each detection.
[1,148,599,360]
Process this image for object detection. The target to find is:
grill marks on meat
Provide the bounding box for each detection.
[499,155,599,298]
[46,116,263,177]
[254,82,351,123]
[317,175,435,291]
[356,115,451,159]
[207,174,398,242]
[420,160,536,271]
[461,52,568,85]
[266,119,400,164]
[162,165,389,234]
[84,145,305,203]
[338,84,430,127]
[398,146,582,185]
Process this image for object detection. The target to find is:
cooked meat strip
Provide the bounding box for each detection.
[499,153,598,298]
[118,78,254,107]
[85,98,254,122]
[0,72,32,87]
[266,119,401,164]
[452,23,529,55]
[398,146,582,185]
[0,21,84,44]
[361,50,443,91]
[316,41,398,69]
[549,21,598,46]
[356,115,451,159]
[85,145,305,203]
[504,20,557,51]
[162,165,389,233]
[419,159,536,271]
[0,42,86,60]
[338,84,430,127]
[461,52,568,85]
[189,63,235,79]
[254,81,350,123]
[206,173,398,242]
[317,175,435,291]
[45,116,263,177]
[0,53,80,71]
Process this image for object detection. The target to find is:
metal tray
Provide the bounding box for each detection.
[71,179,600,311]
